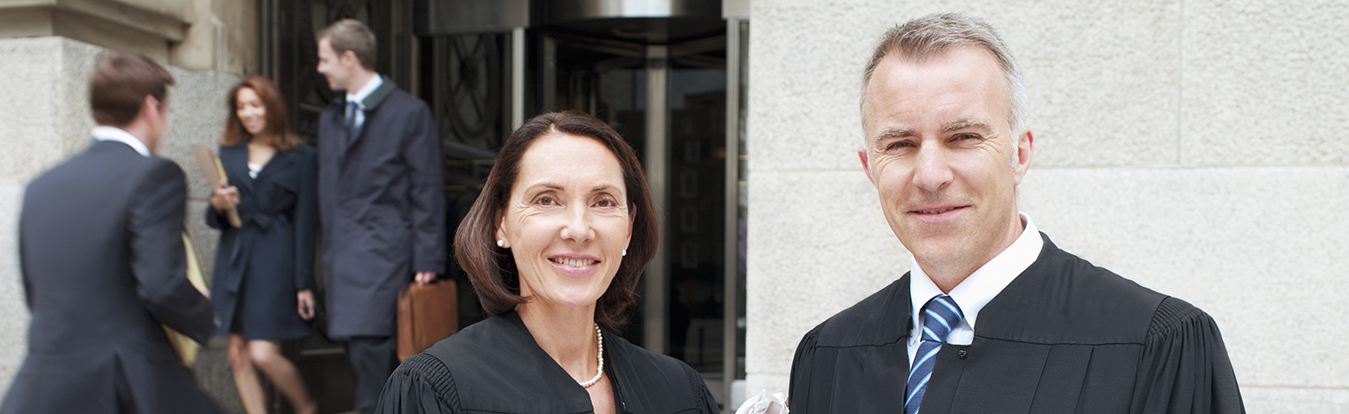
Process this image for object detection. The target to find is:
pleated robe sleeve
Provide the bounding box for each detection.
[376,353,458,414]
[1130,297,1245,414]
[787,327,822,411]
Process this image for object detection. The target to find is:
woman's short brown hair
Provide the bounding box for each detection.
[455,110,658,331]
[220,76,302,150]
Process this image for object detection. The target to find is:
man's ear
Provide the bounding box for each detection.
[340,50,359,67]
[1012,128,1034,186]
[140,94,162,116]
[859,145,877,185]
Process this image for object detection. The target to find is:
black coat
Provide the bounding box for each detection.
[2,140,221,414]
[375,311,720,414]
[206,142,317,339]
[317,79,445,339]
[788,233,1245,414]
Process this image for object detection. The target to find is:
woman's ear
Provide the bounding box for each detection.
[495,215,511,248]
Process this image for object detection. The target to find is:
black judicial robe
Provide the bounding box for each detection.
[788,233,1244,414]
[376,311,720,414]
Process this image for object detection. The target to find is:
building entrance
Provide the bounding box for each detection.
[263,0,747,410]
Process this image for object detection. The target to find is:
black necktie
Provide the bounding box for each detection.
[344,101,361,141]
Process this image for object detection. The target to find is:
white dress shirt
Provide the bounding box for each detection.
[906,213,1044,364]
[345,73,383,130]
[91,126,151,157]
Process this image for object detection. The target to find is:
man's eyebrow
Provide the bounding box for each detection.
[943,120,993,132]
[875,127,916,140]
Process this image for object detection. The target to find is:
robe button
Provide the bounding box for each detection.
[957,349,968,360]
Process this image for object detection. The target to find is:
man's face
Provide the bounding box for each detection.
[316,37,350,91]
[860,46,1033,279]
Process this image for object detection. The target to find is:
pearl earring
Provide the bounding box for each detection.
[621,249,627,257]
[496,240,504,248]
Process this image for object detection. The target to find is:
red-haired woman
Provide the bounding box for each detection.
[207,75,318,414]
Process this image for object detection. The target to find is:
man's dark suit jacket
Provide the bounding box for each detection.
[317,79,445,339]
[789,233,1245,414]
[1,140,220,414]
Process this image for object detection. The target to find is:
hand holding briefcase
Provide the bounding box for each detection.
[397,280,459,361]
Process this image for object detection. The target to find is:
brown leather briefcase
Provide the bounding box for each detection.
[397,280,459,361]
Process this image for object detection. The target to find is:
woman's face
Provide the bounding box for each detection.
[498,132,633,311]
[235,87,267,135]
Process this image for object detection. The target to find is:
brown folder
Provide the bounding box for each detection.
[189,144,242,228]
[397,280,459,361]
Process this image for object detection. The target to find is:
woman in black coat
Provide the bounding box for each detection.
[207,76,318,414]
[376,111,719,414]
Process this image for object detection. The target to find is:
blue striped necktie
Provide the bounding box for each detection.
[905,294,964,414]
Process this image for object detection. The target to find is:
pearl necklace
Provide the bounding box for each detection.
[578,322,604,388]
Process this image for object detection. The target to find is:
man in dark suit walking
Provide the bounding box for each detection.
[314,19,445,413]
[1,51,220,414]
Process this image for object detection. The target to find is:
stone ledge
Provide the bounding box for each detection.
[1,0,190,40]
[0,0,191,63]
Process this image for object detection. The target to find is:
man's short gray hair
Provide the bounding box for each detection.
[861,13,1026,135]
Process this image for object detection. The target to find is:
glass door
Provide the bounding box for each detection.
[541,29,732,402]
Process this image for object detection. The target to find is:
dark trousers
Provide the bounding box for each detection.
[344,336,396,414]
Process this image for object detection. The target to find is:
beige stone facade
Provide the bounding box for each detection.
[0,0,255,73]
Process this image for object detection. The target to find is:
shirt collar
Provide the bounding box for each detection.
[345,73,383,107]
[909,212,1043,334]
[91,126,151,157]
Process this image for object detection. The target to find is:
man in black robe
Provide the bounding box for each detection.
[315,19,446,414]
[788,13,1244,414]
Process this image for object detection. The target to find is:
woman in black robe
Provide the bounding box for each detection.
[207,76,318,414]
[376,111,719,414]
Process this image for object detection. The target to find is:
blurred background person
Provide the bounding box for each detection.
[314,19,445,414]
[1,51,220,414]
[375,111,718,414]
[208,75,319,414]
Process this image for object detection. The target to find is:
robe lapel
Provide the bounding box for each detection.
[500,312,597,413]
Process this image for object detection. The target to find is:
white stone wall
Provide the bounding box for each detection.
[746,1,1349,412]
[0,37,242,411]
